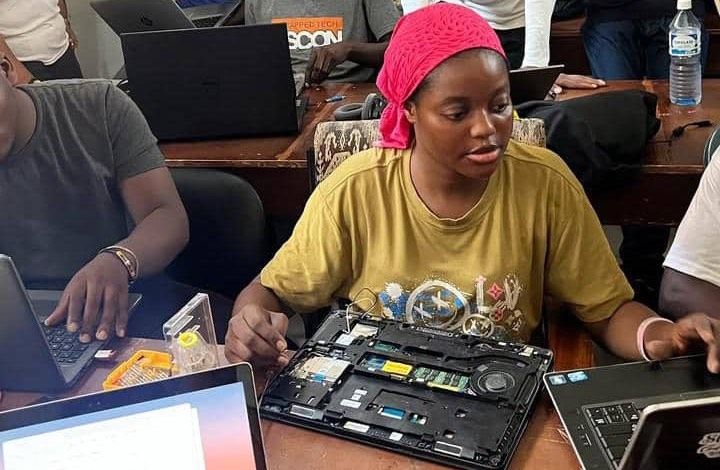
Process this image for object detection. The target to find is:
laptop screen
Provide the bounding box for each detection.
[0,366,264,469]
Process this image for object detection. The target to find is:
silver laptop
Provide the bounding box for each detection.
[0,364,267,469]
[90,0,242,35]
[620,396,720,470]
[0,254,141,392]
[183,2,237,28]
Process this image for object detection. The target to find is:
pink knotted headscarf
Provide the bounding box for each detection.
[376,3,507,149]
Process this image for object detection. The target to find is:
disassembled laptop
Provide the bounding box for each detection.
[261,310,553,470]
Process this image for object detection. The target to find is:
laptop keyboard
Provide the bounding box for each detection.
[41,324,90,364]
[586,402,642,467]
[191,16,220,28]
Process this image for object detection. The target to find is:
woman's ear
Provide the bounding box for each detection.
[404,101,418,125]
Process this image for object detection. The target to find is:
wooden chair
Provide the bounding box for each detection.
[308,117,547,189]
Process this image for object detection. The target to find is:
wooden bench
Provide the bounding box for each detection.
[550,10,720,77]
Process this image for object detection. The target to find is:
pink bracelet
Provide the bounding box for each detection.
[636,316,674,361]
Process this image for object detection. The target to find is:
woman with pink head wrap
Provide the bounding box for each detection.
[227,3,720,378]
[376,3,507,149]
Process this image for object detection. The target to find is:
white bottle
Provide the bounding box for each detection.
[669,0,702,105]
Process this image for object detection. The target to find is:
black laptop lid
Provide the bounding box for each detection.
[509,65,564,104]
[0,255,65,392]
[121,24,298,141]
[620,396,720,470]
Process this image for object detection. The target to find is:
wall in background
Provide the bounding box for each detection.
[67,0,123,78]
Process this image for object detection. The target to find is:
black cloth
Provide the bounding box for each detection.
[587,0,706,22]
[496,27,525,70]
[620,225,669,310]
[22,47,83,81]
[553,0,586,21]
[515,90,661,191]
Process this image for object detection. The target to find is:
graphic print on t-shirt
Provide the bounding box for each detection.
[378,274,526,342]
[272,17,344,50]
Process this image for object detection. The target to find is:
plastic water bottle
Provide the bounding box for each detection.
[669,0,702,106]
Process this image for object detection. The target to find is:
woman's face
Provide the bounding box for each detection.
[404,49,513,181]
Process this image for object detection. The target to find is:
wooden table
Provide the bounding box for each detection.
[161,82,367,219]
[161,80,719,226]
[0,316,593,469]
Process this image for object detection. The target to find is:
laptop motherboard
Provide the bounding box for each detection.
[260,311,553,469]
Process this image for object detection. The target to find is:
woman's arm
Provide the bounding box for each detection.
[584,301,720,373]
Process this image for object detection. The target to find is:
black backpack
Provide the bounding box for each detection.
[515,90,661,191]
[552,0,586,20]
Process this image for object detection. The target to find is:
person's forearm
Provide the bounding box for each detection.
[346,41,389,68]
[584,301,658,359]
[660,268,720,320]
[233,277,290,317]
[521,0,553,68]
[117,204,188,277]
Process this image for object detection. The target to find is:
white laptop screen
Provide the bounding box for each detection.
[0,382,257,470]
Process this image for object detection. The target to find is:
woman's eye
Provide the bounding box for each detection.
[443,110,466,121]
[493,103,509,113]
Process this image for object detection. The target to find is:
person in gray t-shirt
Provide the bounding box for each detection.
[245,0,400,84]
[0,53,189,342]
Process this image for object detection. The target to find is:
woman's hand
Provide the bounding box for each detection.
[225,304,289,367]
[645,313,720,373]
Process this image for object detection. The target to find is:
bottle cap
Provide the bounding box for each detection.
[178,331,199,348]
[677,0,692,10]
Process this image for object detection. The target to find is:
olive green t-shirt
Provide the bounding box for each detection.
[262,140,633,342]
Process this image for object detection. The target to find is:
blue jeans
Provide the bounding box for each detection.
[582,17,709,80]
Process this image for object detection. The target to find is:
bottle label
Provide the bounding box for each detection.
[670,32,701,57]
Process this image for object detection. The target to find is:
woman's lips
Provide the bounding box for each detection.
[464,146,500,164]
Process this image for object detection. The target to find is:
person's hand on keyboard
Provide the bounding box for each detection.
[644,312,720,373]
[225,304,289,367]
[304,42,352,86]
[44,253,130,343]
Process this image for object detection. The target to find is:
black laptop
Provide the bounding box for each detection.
[90,0,242,34]
[0,364,267,469]
[509,64,564,104]
[121,24,304,141]
[545,355,720,470]
[261,310,553,469]
[0,254,141,392]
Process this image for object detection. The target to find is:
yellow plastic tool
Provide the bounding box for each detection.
[102,350,173,390]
